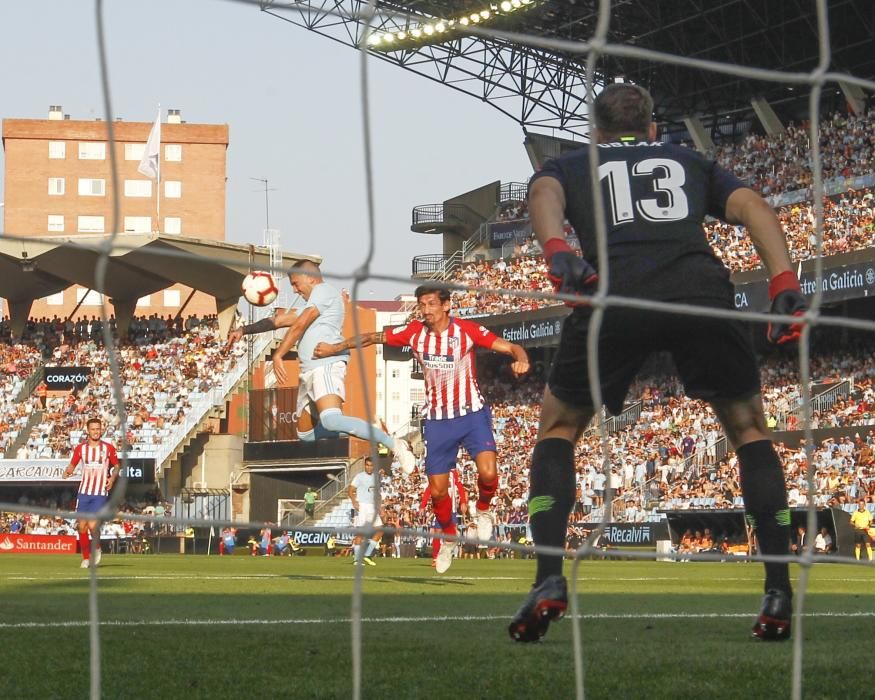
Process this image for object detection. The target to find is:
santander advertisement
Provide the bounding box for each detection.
[0,534,78,554]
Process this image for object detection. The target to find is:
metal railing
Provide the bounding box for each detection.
[462,222,490,260]
[411,202,480,229]
[499,181,528,203]
[583,402,643,439]
[412,253,449,276]
[782,378,852,429]
[277,458,360,527]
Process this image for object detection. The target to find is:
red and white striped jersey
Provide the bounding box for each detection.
[69,441,120,496]
[386,317,499,420]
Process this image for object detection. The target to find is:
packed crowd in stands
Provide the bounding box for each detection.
[707,188,875,271]
[712,109,875,198]
[0,314,247,460]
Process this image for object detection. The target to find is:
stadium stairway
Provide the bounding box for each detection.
[312,497,354,533]
[14,363,44,403]
[4,409,44,459]
[155,331,280,478]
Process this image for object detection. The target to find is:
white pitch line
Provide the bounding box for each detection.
[3,611,875,630]
[3,574,528,582]
[4,573,874,584]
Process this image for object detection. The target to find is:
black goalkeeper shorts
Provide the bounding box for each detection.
[548,302,761,415]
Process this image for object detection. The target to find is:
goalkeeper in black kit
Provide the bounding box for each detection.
[509,83,806,643]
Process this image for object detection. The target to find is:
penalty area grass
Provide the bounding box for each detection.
[1,554,873,699]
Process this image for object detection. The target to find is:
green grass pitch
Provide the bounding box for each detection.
[1,554,872,699]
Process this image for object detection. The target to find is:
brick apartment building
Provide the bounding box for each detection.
[1,106,229,319]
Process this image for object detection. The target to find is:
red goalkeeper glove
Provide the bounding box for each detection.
[543,238,598,304]
[767,271,806,345]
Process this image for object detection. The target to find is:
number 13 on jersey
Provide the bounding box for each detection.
[598,158,690,226]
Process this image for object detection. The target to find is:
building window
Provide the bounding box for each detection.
[45,291,65,306]
[78,178,105,196]
[76,288,103,305]
[48,178,65,196]
[163,289,181,307]
[47,215,64,232]
[124,216,151,233]
[164,180,182,198]
[124,180,152,198]
[391,368,400,379]
[77,216,105,233]
[137,295,151,307]
[391,392,401,402]
[48,141,66,159]
[78,142,106,160]
[164,217,181,234]
[125,143,145,161]
[165,144,182,162]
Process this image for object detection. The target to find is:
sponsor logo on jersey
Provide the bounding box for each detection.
[421,353,454,370]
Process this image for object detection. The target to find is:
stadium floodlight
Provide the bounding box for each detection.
[366,0,546,52]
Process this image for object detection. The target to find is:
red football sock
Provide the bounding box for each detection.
[432,537,440,561]
[476,475,498,512]
[432,493,457,536]
[79,530,91,560]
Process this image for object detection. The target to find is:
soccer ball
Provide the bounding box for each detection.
[241,272,279,307]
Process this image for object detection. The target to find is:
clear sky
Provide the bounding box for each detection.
[0,0,534,299]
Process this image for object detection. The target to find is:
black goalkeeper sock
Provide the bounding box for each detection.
[737,439,792,596]
[529,438,576,585]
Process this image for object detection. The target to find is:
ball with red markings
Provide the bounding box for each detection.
[241,272,279,307]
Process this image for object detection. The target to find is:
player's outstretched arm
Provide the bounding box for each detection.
[725,187,806,345]
[226,308,298,345]
[490,338,530,378]
[272,306,320,384]
[313,331,386,360]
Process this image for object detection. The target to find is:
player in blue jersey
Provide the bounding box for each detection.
[509,83,806,643]
[228,261,414,472]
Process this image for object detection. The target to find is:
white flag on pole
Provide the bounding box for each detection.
[137,110,161,180]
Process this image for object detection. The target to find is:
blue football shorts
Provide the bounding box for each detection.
[422,407,496,475]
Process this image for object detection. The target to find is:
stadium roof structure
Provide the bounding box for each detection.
[0,233,320,337]
[261,0,874,138]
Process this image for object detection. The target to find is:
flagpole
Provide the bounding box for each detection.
[156,105,161,233]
